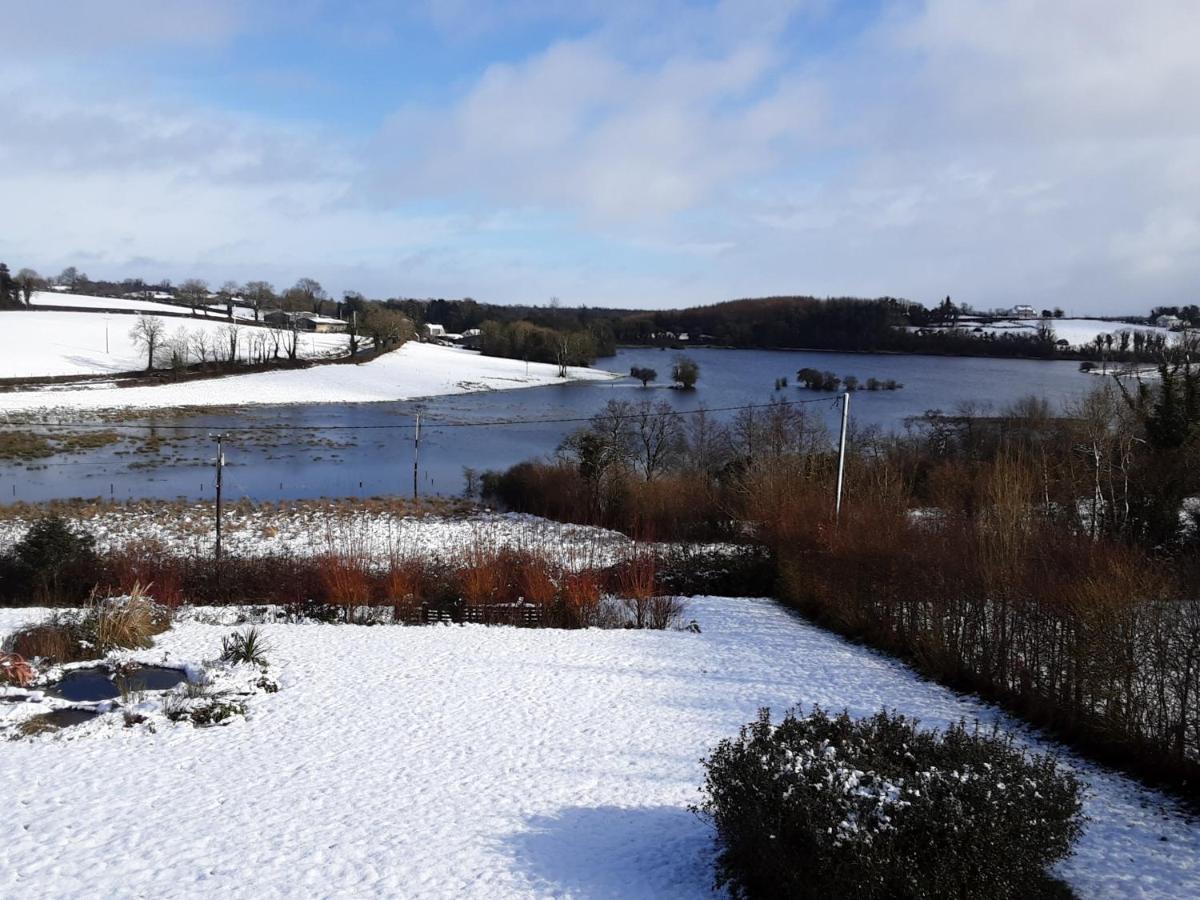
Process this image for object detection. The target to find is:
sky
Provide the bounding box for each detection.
[1,0,1197,314]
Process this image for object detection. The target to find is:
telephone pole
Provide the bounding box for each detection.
[835,392,850,522]
[214,434,225,561]
[412,413,421,500]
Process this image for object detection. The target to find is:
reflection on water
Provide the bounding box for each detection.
[1,348,1093,503]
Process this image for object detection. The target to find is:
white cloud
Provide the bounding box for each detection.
[1,0,1198,312]
[370,35,824,219]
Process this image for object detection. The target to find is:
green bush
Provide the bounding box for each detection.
[1,516,98,603]
[696,706,1083,899]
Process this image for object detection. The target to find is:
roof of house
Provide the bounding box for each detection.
[303,315,347,325]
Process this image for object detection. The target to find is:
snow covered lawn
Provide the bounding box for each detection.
[0,309,351,379]
[0,341,618,412]
[1,598,1197,898]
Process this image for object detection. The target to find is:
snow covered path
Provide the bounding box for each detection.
[0,341,616,412]
[1,598,1197,898]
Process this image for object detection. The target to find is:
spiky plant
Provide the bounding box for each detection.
[220,627,271,668]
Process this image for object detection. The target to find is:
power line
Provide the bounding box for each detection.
[0,395,843,434]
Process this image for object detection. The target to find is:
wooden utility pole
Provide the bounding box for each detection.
[412,413,421,500]
[835,392,850,522]
[215,434,225,561]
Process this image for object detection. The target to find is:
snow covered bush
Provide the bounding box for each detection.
[696,706,1083,899]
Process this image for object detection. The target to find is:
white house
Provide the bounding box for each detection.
[1155,314,1183,329]
[1010,304,1037,318]
[422,323,447,340]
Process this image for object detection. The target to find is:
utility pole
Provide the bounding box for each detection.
[214,434,225,561]
[835,392,850,522]
[412,413,421,501]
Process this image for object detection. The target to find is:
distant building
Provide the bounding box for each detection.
[422,323,447,340]
[1010,305,1037,318]
[1154,314,1183,329]
[263,310,347,333]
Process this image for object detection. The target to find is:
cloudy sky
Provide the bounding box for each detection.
[1,0,1197,313]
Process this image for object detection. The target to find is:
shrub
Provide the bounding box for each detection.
[317,554,373,622]
[2,593,169,663]
[615,547,658,628]
[561,570,602,627]
[3,618,87,663]
[3,515,98,603]
[383,557,428,623]
[82,591,170,654]
[221,627,271,667]
[656,545,775,597]
[696,706,1083,900]
[0,652,34,687]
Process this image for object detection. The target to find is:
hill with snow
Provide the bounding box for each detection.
[0,340,617,412]
[0,309,352,380]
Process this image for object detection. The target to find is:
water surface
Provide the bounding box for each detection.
[1,348,1095,503]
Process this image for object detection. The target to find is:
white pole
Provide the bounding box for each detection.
[835,392,850,522]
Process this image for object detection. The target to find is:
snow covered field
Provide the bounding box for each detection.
[0,309,352,379]
[1,597,1197,898]
[0,506,630,568]
[27,290,217,318]
[0,341,618,413]
[909,318,1178,349]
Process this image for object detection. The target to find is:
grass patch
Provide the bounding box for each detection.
[2,591,170,663]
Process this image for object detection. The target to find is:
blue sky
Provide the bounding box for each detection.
[1,0,1197,313]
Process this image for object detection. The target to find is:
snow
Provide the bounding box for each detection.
[0,506,632,569]
[0,341,618,412]
[910,318,1179,349]
[0,596,1196,898]
[0,309,352,380]
[28,290,226,318]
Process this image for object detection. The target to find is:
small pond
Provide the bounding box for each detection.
[48,666,189,702]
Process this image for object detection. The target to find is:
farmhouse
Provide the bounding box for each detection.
[1155,314,1183,329]
[263,311,348,333]
[1010,304,1037,318]
[422,323,447,340]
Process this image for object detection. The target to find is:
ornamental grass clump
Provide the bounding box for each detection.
[696,706,1083,900]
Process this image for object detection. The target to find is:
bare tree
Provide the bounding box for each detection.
[222,323,242,364]
[179,278,209,313]
[190,329,212,366]
[362,306,414,350]
[290,277,327,314]
[218,280,240,318]
[243,280,274,322]
[166,326,191,370]
[15,268,43,307]
[631,400,685,480]
[284,320,300,361]
[129,315,166,370]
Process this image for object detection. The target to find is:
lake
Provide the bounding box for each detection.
[0,348,1096,504]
